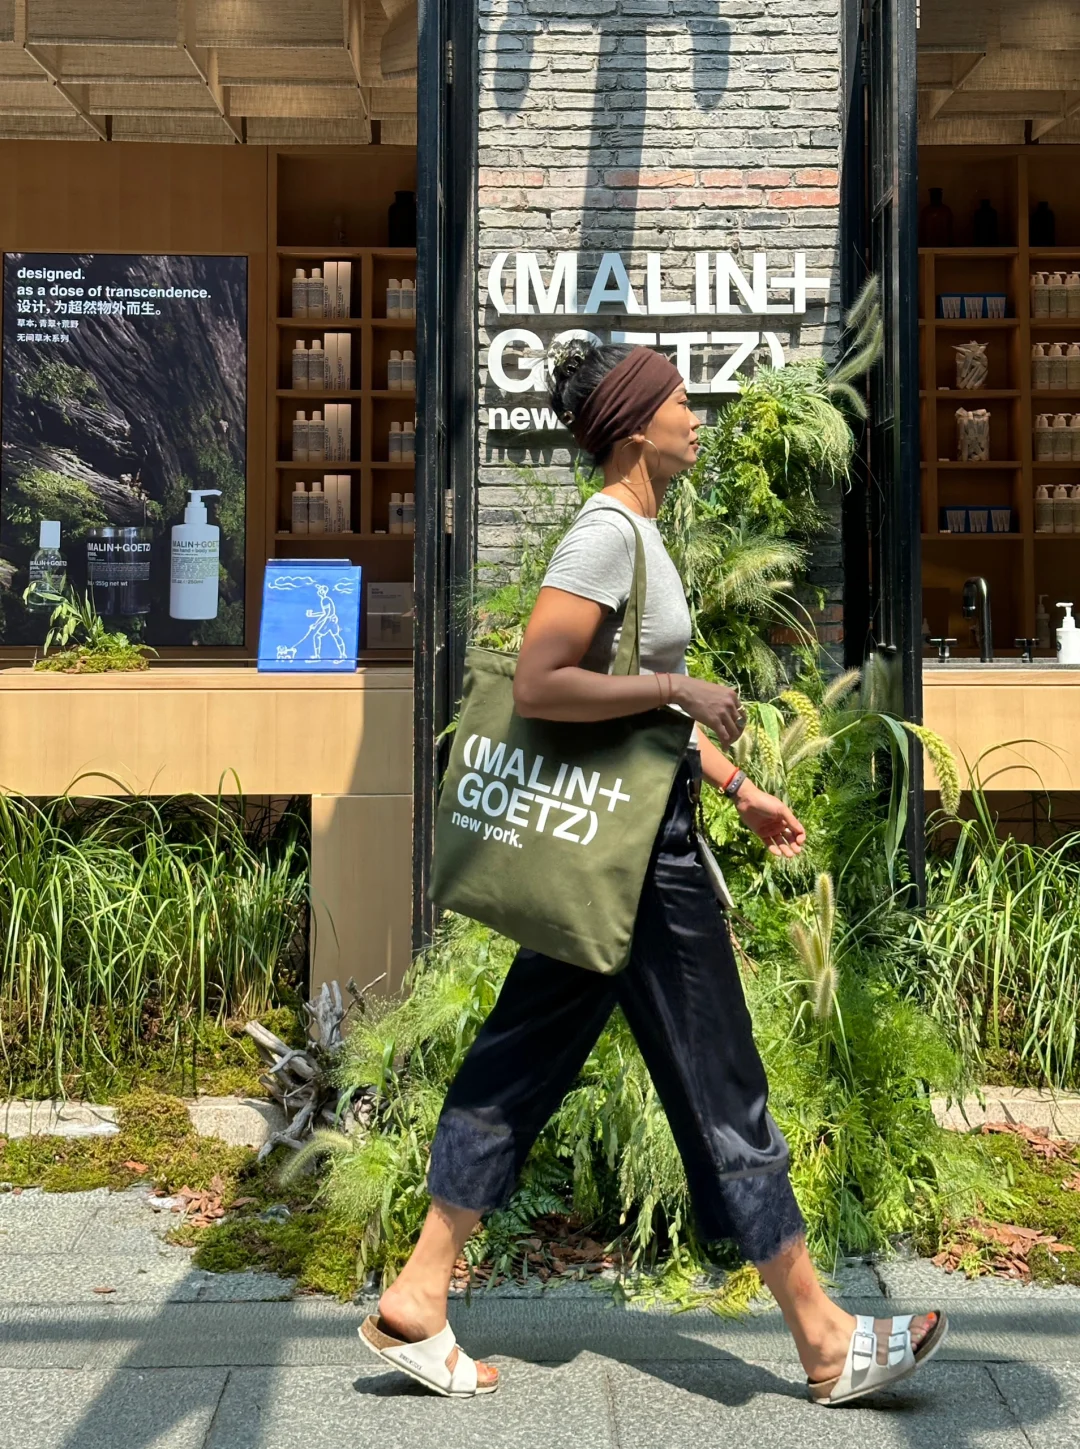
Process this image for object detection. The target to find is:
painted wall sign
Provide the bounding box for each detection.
[482,250,831,431]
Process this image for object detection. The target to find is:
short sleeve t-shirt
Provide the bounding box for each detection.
[541,494,693,678]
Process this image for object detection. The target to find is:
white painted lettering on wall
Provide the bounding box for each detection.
[482,250,830,429]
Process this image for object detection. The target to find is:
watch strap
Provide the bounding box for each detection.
[723,769,747,799]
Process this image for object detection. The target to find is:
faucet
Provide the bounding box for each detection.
[963,577,994,662]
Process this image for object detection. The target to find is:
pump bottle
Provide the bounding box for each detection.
[1057,602,1080,665]
[169,488,222,620]
[26,519,67,611]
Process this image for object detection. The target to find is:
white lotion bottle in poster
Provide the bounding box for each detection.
[170,488,222,620]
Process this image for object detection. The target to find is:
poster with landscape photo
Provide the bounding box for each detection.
[0,252,247,648]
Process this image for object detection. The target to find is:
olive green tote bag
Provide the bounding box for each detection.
[428,509,694,974]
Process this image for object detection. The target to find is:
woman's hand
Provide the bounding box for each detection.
[733,783,806,858]
[667,675,746,745]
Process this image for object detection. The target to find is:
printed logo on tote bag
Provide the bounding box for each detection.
[450,733,633,849]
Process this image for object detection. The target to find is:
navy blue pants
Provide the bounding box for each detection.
[427,757,805,1264]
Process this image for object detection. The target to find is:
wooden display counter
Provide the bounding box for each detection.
[923,667,1080,792]
[0,666,414,995]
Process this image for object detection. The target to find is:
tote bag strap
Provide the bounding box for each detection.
[588,504,646,679]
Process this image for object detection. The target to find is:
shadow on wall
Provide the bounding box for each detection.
[484,2,733,468]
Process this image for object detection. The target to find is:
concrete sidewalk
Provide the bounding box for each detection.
[1,1186,1078,1448]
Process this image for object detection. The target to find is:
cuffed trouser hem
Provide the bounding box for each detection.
[426,1105,518,1214]
[695,1162,807,1265]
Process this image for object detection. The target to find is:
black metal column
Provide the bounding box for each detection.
[413,0,477,951]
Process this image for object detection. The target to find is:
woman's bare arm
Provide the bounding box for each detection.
[513,587,745,743]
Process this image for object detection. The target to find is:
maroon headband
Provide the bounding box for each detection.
[570,346,685,457]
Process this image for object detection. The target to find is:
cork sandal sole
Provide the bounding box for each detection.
[359,1314,499,1398]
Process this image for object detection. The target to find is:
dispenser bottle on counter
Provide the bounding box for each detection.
[169,488,222,620]
[1058,602,1080,664]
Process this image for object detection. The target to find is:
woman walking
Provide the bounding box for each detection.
[361,342,946,1406]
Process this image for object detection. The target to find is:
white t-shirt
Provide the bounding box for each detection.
[541,494,692,678]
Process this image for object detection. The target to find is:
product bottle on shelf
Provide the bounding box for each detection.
[1053,413,1072,460]
[1069,414,1080,460]
[1036,485,1054,533]
[26,519,67,611]
[309,339,326,390]
[291,482,309,535]
[403,492,415,537]
[389,420,402,461]
[1031,200,1057,248]
[401,279,416,318]
[402,349,416,390]
[292,340,308,390]
[1035,415,1053,460]
[919,187,953,247]
[972,198,998,246]
[309,410,326,462]
[307,268,326,319]
[388,190,417,247]
[1032,344,1050,391]
[402,421,416,461]
[308,480,327,535]
[1068,344,1080,390]
[388,349,403,390]
[1049,343,1068,389]
[292,411,309,462]
[1070,486,1080,534]
[386,279,401,319]
[291,268,308,319]
[1032,272,1050,318]
[389,491,404,535]
[1050,272,1068,317]
[1054,483,1072,532]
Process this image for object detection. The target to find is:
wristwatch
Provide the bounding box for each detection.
[723,769,747,799]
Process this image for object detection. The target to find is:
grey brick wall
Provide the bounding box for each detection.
[474,0,846,651]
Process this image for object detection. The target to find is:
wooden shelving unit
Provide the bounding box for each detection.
[264,148,418,652]
[919,145,1080,659]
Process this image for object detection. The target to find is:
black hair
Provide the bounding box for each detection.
[547,339,635,463]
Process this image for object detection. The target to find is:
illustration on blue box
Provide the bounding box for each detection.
[257,560,361,673]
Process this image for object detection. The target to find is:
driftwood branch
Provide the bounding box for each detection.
[245,978,379,1161]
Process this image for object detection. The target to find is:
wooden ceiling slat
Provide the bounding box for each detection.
[0,0,416,143]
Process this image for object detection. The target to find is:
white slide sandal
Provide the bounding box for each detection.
[808,1310,948,1407]
[359,1314,498,1397]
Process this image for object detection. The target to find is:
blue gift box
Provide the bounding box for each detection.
[257,558,362,672]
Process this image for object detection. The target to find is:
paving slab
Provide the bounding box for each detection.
[605,1359,1038,1449]
[933,1089,1080,1139]
[0,1367,228,1449]
[1,1096,285,1147]
[990,1362,1080,1449]
[0,1188,106,1255]
[206,1357,616,1449]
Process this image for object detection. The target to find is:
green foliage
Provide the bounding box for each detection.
[22,361,100,413]
[3,463,109,539]
[893,782,1080,1089]
[0,791,309,1098]
[31,586,154,673]
[687,360,857,536]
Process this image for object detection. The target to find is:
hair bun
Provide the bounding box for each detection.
[548,339,599,424]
